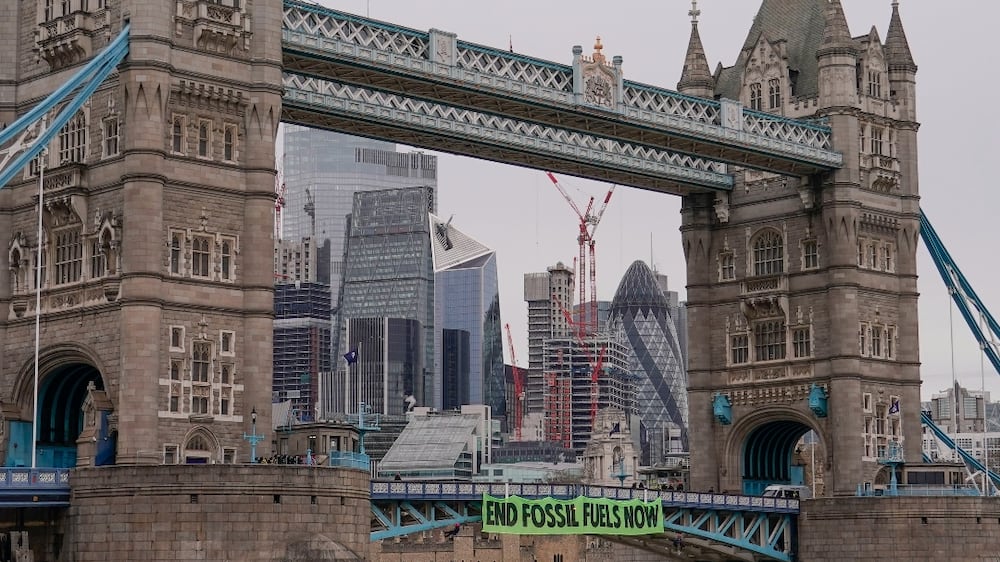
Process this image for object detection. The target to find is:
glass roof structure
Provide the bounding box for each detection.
[378,413,484,479]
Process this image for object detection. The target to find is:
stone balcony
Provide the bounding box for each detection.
[176,0,252,53]
[36,10,109,70]
[860,153,901,193]
[741,274,787,295]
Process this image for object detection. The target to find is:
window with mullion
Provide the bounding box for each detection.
[192,341,211,383]
[54,229,83,285]
[752,230,784,276]
[753,319,786,362]
[192,236,211,278]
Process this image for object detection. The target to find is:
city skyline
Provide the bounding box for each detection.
[307,0,1000,400]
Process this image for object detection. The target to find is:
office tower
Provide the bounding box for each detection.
[282,127,438,397]
[273,282,332,420]
[523,262,575,413]
[343,317,423,416]
[431,213,504,417]
[335,186,436,413]
[608,260,689,462]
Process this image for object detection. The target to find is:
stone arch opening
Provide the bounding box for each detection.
[182,427,220,464]
[741,418,816,496]
[5,363,106,468]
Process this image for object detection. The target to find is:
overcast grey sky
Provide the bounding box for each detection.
[310,0,998,400]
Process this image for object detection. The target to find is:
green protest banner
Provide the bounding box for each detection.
[481,494,664,536]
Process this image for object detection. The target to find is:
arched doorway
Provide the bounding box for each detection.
[741,419,815,496]
[5,362,109,468]
[182,427,220,464]
[36,363,104,468]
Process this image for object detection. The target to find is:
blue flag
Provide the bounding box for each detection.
[343,349,358,365]
[888,399,899,415]
[609,422,620,437]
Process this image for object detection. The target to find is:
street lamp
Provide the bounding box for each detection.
[243,406,265,463]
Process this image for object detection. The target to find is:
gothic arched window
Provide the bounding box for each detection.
[749,82,762,111]
[58,111,87,165]
[768,78,782,109]
[752,229,784,276]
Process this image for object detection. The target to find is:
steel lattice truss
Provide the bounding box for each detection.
[369,481,798,560]
[283,72,734,194]
[370,498,483,541]
[663,506,795,562]
[282,0,842,181]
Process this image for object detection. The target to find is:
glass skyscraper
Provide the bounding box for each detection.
[431,213,504,417]
[335,186,436,413]
[608,260,689,462]
[281,126,438,396]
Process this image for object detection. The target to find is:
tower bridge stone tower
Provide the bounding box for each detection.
[680,0,922,496]
[0,0,279,467]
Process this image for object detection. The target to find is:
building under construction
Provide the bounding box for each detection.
[523,261,575,414]
[273,282,332,421]
[542,335,634,456]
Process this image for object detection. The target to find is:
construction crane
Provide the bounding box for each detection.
[274,159,286,240]
[551,293,607,426]
[546,172,616,336]
[504,323,525,441]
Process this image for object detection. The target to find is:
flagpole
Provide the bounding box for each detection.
[31,146,46,470]
[344,322,351,414]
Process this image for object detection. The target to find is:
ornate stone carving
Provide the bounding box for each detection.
[35,10,110,70]
[429,29,457,66]
[175,0,252,55]
[714,193,730,223]
[574,37,620,111]
[728,383,813,407]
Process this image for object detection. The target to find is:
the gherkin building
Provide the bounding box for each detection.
[608,260,688,462]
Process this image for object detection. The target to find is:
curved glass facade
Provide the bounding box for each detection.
[608,260,688,461]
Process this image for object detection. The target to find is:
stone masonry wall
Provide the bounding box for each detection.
[64,465,371,561]
[797,497,1000,561]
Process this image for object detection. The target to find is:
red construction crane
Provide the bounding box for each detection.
[552,293,607,425]
[546,172,616,336]
[504,323,525,440]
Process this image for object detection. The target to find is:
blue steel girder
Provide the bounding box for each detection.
[282,72,734,195]
[371,498,482,541]
[0,24,131,188]
[281,0,842,178]
[664,506,796,562]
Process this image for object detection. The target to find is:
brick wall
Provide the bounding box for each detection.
[64,465,371,561]
[798,497,1000,561]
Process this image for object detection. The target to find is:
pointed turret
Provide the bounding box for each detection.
[677,1,714,98]
[816,0,858,108]
[818,0,855,57]
[885,1,917,73]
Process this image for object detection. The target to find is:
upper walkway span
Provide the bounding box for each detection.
[280,0,842,195]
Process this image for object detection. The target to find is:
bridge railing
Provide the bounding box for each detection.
[0,468,71,489]
[370,480,798,513]
[327,451,370,471]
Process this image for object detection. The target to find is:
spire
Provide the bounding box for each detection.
[885,1,917,72]
[818,0,855,57]
[677,0,714,97]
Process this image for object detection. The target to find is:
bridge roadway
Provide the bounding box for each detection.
[4,469,797,561]
[280,0,842,196]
